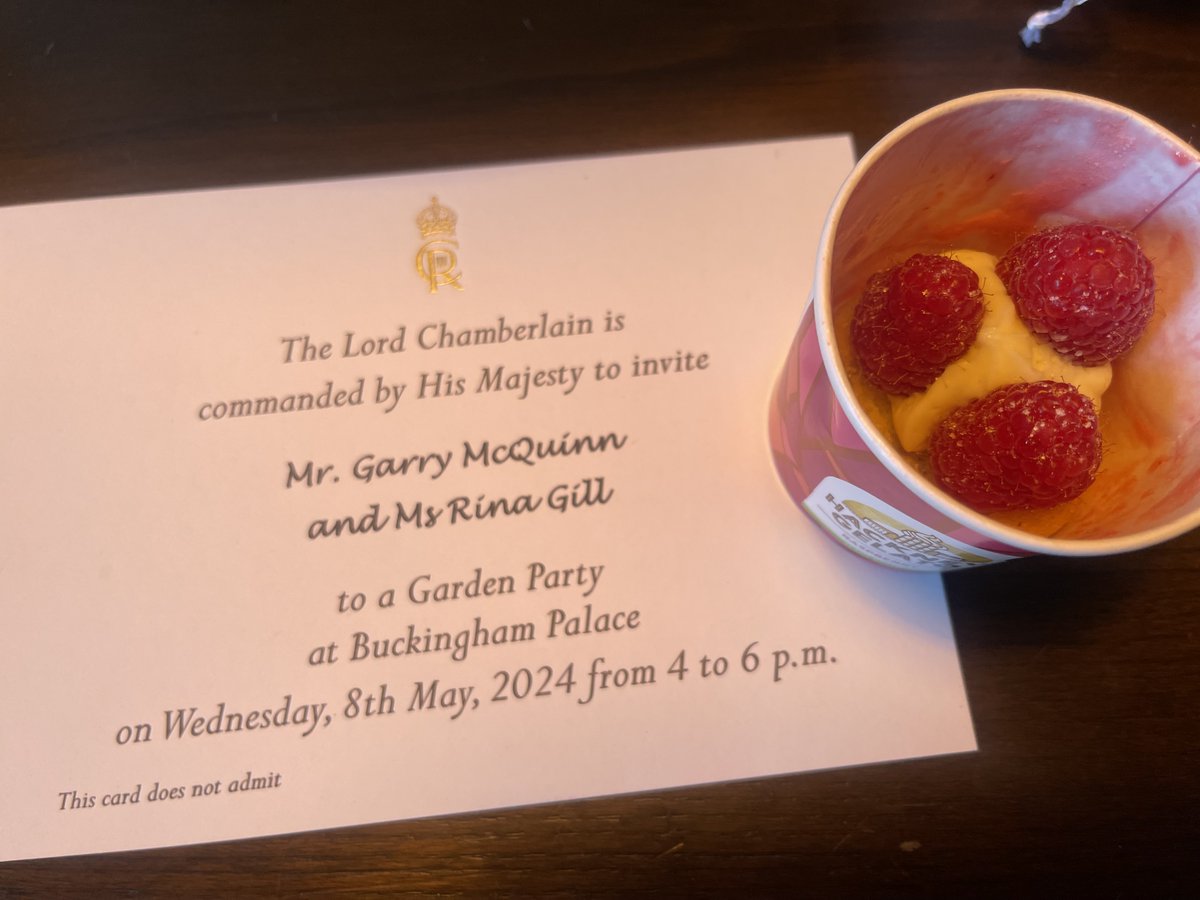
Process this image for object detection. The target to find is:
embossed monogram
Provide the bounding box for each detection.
[415,196,463,293]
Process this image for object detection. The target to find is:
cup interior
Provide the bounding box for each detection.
[818,89,1200,554]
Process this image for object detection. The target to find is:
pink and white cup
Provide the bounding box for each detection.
[770,89,1200,571]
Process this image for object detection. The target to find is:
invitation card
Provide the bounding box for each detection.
[0,137,975,861]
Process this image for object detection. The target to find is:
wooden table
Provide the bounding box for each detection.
[2,1,1197,894]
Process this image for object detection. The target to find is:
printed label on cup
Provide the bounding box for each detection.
[802,477,1019,571]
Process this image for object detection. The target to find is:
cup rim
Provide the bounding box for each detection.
[814,88,1200,557]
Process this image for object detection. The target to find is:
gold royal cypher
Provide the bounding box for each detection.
[415,196,463,293]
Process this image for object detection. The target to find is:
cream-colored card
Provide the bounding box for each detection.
[0,138,975,862]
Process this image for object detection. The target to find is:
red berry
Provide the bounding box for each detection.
[851,254,984,395]
[996,222,1154,366]
[929,381,1101,511]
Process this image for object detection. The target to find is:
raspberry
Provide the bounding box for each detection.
[928,381,1101,511]
[996,222,1154,366]
[851,254,984,395]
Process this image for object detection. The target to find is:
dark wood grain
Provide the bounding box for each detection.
[2,1,1199,895]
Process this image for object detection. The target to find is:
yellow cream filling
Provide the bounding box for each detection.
[890,249,1112,452]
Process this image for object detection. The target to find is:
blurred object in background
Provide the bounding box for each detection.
[1021,0,1091,46]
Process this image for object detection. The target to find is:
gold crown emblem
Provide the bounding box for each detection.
[416,196,457,239]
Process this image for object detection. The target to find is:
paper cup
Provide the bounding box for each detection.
[770,89,1200,571]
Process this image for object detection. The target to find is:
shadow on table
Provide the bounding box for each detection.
[941,528,1196,647]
